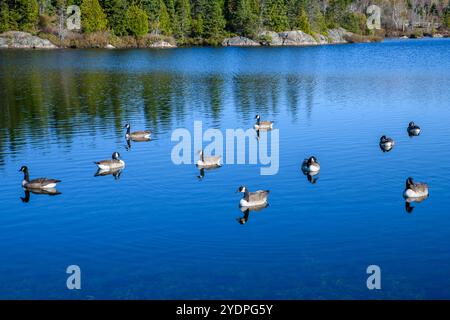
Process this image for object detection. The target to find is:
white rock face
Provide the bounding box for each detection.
[150,40,177,48]
[258,31,283,46]
[279,30,318,46]
[0,31,57,49]
[315,33,329,44]
[222,36,260,47]
[327,28,352,44]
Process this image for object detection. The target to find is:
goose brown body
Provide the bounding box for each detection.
[19,166,61,189]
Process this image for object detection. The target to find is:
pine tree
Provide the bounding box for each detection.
[310,2,327,34]
[0,2,12,32]
[231,0,259,37]
[190,0,204,38]
[296,8,311,33]
[102,0,128,36]
[159,0,171,35]
[80,0,108,33]
[164,0,179,36]
[140,0,161,31]
[175,0,191,40]
[264,0,289,32]
[15,0,39,31]
[202,0,226,41]
[125,4,149,37]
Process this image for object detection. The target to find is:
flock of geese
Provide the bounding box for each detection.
[18,117,429,218]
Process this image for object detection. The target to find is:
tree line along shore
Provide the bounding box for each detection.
[0,0,449,49]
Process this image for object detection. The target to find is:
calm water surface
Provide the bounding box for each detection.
[1,39,450,299]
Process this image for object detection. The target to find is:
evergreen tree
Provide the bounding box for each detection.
[140,0,161,31]
[296,8,311,33]
[325,0,352,28]
[101,0,128,36]
[125,4,148,37]
[0,1,13,32]
[159,0,171,34]
[174,0,191,40]
[310,2,327,34]
[190,0,204,38]
[264,0,289,32]
[202,0,226,41]
[165,0,179,35]
[231,0,259,37]
[14,0,39,31]
[80,0,108,33]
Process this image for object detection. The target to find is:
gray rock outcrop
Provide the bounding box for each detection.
[327,28,352,44]
[279,30,318,46]
[0,31,57,49]
[258,31,283,46]
[150,40,177,48]
[222,36,260,47]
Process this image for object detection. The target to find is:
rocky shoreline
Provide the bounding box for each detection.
[1,29,448,50]
[0,31,57,49]
[222,28,368,47]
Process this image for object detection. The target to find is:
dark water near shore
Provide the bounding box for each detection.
[1,39,450,299]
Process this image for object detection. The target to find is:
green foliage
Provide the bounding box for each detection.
[341,12,366,34]
[2,0,449,45]
[0,2,13,32]
[13,0,39,31]
[80,0,108,33]
[264,0,289,32]
[125,4,149,37]
[231,0,260,38]
[325,0,351,28]
[175,0,191,39]
[296,8,311,34]
[444,6,450,29]
[102,0,128,36]
[159,0,172,35]
[202,0,226,42]
[310,2,327,34]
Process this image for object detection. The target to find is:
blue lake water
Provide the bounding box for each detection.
[0,39,450,299]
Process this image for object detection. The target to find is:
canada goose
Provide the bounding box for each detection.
[94,152,125,170]
[196,150,221,168]
[407,121,421,136]
[379,135,395,152]
[254,115,273,130]
[403,177,429,199]
[19,166,61,189]
[125,123,151,140]
[301,156,320,173]
[237,186,270,208]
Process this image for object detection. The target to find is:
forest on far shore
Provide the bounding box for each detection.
[1,0,450,47]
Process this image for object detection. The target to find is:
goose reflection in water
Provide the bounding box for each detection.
[236,204,268,225]
[302,170,320,184]
[404,195,429,214]
[94,168,123,180]
[20,188,61,203]
[301,166,320,185]
[125,136,151,151]
[196,166,222,180]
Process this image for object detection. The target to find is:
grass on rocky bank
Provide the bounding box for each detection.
[38,30,177,49]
